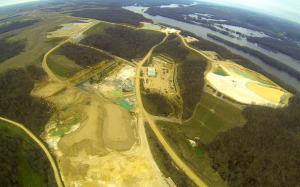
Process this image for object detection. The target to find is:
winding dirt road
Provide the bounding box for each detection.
[0,117,64,187]
[135,33,208,187]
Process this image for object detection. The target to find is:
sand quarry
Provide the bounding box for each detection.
[206,61,291,106]
[32,64,166,186]
[46,19,99,39]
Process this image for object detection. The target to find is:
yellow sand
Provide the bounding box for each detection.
[246,82,284,103]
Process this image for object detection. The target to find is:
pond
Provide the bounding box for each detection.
[213,67,229,76]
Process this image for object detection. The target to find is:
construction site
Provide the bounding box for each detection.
[141,55,177,95]
[206,60,292,106]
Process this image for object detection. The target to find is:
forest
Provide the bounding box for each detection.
[58,42,113,68]
[247,36,300,61]
[153,34,189,63]
[181,59,207,120]
[179,30,298,94]
[0,36,26,63]
[0,131,56,186]
[80,25,165,60]
[70,8,152,27]
[0,67,54,136]
[0,19,40,34]
[207,33,300,80]
[198,96,300,186]
[142,92,172,116]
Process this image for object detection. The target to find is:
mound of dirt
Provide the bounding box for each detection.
[102,103,135,150]
[58,101,109,156]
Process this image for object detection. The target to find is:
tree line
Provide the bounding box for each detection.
[0,19,40,34]
[70,8,152,27]
[0,36,26,63]
[153,34,189,63]
[181,59,207,120]
[197,96,300,187]
[247,36,300,61]
[179,30,298,94]
[0,133,56,186]
[144,122,197,187]
[0,67,54,136]
[80,25,165,60]
[58,42,113,68]
[207,33,300,80]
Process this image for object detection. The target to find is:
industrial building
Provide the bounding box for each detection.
[147,67,156,77]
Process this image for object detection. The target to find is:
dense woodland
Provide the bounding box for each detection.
[179,30,298,94]
[0,133,56,186]
[58,42,112,67]
[0,19,40,34]
[207,33,300,80]
[0,67,54,136]
[142,92,171,116]
[181,59,207,120]
[80,25,165,59]
[0,36,26,63]
[70,8,152,27]
[198,96,300,186]
[153,34,189,63]
[247,36,300,61]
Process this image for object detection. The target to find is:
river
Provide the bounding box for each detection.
[124,6,300,91]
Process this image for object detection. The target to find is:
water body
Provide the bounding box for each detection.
[124,6,300,90]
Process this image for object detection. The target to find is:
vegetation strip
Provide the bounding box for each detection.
[0,117,64,187]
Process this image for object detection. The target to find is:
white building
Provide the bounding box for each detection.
[147,67,156,77]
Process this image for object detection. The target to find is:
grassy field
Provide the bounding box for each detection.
[182,92,246,143]
[47,53,84,77]
[0,121,50,187]
[155,120,229,187]
[0,14,76,73]
[83,22,114,35]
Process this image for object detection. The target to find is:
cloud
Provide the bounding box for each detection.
[0,0,39,7]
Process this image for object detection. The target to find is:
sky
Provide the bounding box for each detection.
[0,0,39,7]
[196,0,300,23]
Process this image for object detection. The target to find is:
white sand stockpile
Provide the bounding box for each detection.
[206,73,280,106]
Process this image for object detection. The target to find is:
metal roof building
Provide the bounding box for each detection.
[147,67,156,77]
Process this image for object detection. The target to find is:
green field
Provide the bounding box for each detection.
[47,53,84,77]
[156,121,228,187]
[182,92,246,143]
[83,22,114,35]
[0,121,53,186]
[142,24,161,30]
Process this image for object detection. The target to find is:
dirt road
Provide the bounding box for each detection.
[135,34,208,187]
[177,33,213,62]
[0,117,64,187]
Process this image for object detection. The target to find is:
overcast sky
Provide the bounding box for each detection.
[196,0,300,23]
[0,0,39,7]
